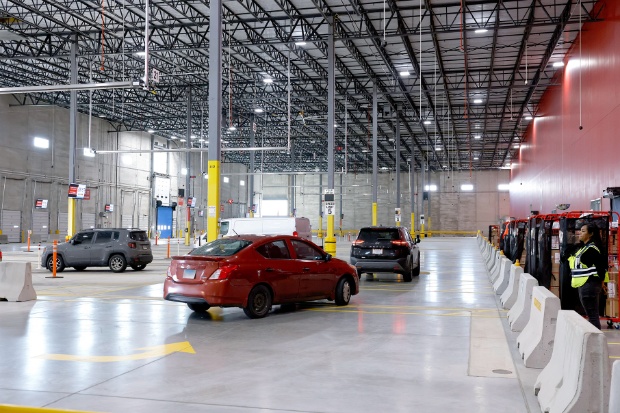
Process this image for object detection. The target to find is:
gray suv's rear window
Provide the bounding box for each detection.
[129,231,148,241]
[94,231,119,243]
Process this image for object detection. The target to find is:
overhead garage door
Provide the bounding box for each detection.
[32,211,49,242]
[1,210,21,242]
[58,212,68,236]
[82,213,96,230]
[121,214,133,228]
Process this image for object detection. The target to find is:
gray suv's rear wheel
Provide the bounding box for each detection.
[109,254,127,273]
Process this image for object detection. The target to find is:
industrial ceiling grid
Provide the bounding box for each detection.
[0,0,602,173]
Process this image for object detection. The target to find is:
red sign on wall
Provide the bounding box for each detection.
[227,199,233,204]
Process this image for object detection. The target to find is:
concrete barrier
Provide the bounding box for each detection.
[490,253,504,282]
[517,287,560,368]
[508,273,539,332]
[610,361,620,413]
[500,265,524,309]
[488,250,501,276]
[0,262,37,302]
[492,257,512,294]
[535,310,610,413]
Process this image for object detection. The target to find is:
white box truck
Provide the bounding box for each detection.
[194,217,312,247]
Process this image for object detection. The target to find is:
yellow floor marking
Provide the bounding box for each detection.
[306,307,502,318]
[36,341,195,362]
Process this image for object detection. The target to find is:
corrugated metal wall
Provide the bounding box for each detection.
[511,0,620,217]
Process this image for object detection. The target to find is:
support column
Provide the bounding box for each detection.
[372,82,378,226]
[421,160,426,237]
[185,87,192,245]
[410,145,416,238]
[318,174,323,239]
[325,17,336,255]
[67,38,78,240]
[207,0,222,242]
[395,111,401,227]
[249,113,255,218]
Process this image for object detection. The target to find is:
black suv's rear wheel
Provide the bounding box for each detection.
[109,254,127,273]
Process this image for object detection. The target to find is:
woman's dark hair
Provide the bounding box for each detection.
[582,223,603,249]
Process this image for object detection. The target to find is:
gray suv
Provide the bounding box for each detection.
[42,228,153,273]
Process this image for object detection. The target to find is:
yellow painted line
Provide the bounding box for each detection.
[360,287,495,294]
[36,341,195,362]
[0,405,99,413]
[608,342,620,345]
[305,307,503,318]
[611,356,620,359]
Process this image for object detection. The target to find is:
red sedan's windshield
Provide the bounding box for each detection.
[190,239,252,257]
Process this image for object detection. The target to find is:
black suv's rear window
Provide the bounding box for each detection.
[358,228,401,242]
[129,231,149,241]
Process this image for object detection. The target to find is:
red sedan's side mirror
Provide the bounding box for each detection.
[324,253,332,262]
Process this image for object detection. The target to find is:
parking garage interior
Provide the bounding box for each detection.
[1,0,620,412]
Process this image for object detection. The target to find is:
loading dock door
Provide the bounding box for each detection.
[32,211,49,241]
[1,210,21,242]
[82,213,96,230]
[157,206,173,238]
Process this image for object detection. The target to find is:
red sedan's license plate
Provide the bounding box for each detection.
[183,269,196,279]
[372,248,383,254]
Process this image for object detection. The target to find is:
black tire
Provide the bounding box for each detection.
[335,277,352,306]
[412,262,420,277]
[187,303,210,313]
[109,254,127,273]
[46,255,65,272]
[243,285,272,319]
[130,264,146,271]
[403,268,413,282]
[357,270,364,280]
[73,266,87,271]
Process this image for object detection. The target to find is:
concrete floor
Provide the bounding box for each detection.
[0,237,618,413]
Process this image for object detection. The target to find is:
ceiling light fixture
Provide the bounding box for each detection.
[147,129,155,133]
[228,126,236,131]
[475,28,488,34]
[295,41,306,46]
[553,61,565,68]
[423,120,431,125]
[399,71,410,77]
[525,115,533,120]
[254,108,264,113]
[474,135,482,139]
[473,99,483,104]
[263,78,273,84]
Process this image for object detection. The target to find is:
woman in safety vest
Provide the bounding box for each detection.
[568,223,609,329]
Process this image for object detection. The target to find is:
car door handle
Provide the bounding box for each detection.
[265,268,276,272]
[303,267,310,272]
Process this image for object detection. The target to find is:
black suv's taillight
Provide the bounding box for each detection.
[128,242,137,249]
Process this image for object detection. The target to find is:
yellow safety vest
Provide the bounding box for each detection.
[568,243,609,288]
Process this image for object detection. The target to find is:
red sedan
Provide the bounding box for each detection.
[163,235,359,318]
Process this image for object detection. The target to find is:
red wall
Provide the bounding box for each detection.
[511,0,620,216]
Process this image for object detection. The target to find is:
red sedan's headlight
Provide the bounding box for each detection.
[208,264,239,280]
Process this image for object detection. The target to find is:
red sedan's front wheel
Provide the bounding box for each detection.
[335,277,351,306]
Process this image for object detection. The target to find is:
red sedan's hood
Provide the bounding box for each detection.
[169,256,225,282]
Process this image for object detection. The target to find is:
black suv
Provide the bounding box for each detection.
[42,228,153,273]
[350,226,420,282]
